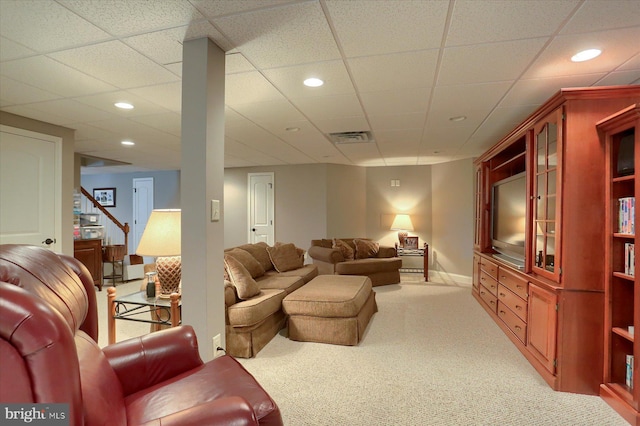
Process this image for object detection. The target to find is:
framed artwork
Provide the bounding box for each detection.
[404,236,419,250]
[93,187,116,207]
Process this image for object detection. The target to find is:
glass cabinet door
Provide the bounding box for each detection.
[532,109,562,281]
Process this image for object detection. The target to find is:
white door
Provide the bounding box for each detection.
[248,173,274,244]
[132,177,154,255]
[0,125,61,249]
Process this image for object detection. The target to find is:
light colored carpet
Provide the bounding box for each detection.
[95,275,627,425]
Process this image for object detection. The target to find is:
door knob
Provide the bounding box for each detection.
[252,228,256,232]
[42,238,56,245]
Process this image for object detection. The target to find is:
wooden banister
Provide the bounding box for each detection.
[81,187,129,254]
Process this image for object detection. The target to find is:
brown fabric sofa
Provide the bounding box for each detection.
[308,238,402,286]
[223,242,318,358]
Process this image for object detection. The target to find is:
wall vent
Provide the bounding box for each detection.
[329,131,374,145]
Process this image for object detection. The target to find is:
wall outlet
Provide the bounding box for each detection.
[213,334,222,358]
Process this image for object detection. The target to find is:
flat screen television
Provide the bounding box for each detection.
[491,172,526,265]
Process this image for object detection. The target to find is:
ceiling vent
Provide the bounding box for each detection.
[329,131,374,145]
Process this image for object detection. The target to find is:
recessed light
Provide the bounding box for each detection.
[571,49,601,62]
[121,140,135,146]
[114,102,134,110]
[449,115,467,122]
[303,78,324,87]
[285,127,300,132]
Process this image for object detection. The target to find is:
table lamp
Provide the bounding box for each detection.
[136,209,181,298]
[391,214,414,248]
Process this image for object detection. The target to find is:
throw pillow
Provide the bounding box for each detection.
[225,248,265,278]
[238,242,273,271]
[223,254,261,300]
[267,243,304,272]
[354,239,379,259]
[333,238,354,260]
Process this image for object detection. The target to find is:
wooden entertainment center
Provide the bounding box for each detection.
[472,86,639,423]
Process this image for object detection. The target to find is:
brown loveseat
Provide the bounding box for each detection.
[224,242,318,358]
[308,238,402,286]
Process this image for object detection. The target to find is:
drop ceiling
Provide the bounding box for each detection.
[1,0,638,174]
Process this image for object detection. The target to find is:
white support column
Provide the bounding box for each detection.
[180,37,225,361]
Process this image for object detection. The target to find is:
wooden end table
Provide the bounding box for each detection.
[396,242,429,281]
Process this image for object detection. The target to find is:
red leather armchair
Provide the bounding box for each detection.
[0,244,283,426]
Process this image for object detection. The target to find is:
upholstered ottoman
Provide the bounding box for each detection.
[282,275,377,346]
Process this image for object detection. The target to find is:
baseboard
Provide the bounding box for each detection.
[428,270,472,286]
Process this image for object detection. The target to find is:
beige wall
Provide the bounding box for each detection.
[326,164,366,237]
[365,165,432,249]
[431,158,474,279]
[0,111,75,255]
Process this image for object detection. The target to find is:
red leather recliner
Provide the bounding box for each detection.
[0,244,283,426]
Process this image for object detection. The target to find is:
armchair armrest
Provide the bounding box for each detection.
[308,245,344,264]
[377,245,397,258]
[103,325,203,396]
[138,397,259,426]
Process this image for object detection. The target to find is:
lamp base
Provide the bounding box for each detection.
[156,255,181,297]
[397,231,408,248]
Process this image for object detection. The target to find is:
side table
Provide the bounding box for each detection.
[107,287,181,344]
[396,243,429,282]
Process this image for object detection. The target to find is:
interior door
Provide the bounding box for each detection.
[0,125,61,249]
[248,173,274,244]
[132,177,154,256]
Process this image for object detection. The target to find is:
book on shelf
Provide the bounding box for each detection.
[625,242,635,276]
[627,354,634,389]
[618,197,635,234]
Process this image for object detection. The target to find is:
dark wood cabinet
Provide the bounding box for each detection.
[472,86,640,398]
[74,239,103,290]
[598,103,639,425]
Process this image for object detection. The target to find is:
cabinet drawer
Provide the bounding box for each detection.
[479,271,498,296]
[479,285,498,313]
[498,301,527,344]
[498,267,528,300]
[480,257,498,279]
[497,285,527,322]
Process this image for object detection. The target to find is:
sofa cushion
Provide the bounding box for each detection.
[224,255,260,300]
[225,248,265,279]
[227,289,286,328]
[257,274,305,294]
[336,257,402,275]
[264,264,318,284]
[333,239,354,260]
[237,242,273,272]
[266,243,303,272]
[354,239,380,259]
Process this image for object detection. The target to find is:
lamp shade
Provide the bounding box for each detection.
[136,209,181,256]
[390,214,414,231]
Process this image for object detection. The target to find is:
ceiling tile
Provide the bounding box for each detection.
[226,53,256,74]
[597,70,640,86]
[59,0,204,36]
[291,93,364,121]
[369,113,426,132]
[500,74,607,107]
[360,87,430,116]
[192,0,295,18]
[312,116,370,134]
[73,90,171,117]
[213,1,340,68]
[375,128,423,144]
[325,0,448,56]
[230,100,306,128]
[348,50,438,92]
[17,98,118,125]
[131,112,182,138]
[263,61,355,98]
[129,82,183,112]
[0,37,36,61]
[523,27,640,79]
[438,37,548,85]
[0,56,117,97]
[0,76,60,106]
[446,0,579,46]
[0,0,110,52]
[49,41,179,89]
[226,72,287,105]
[561,0,640,34]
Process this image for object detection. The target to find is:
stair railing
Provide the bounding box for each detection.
[80,187,130,254]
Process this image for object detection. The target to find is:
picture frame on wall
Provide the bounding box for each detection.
[404,236,419,250]
[93,187,116,207]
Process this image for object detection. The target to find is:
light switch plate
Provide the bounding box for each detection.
[211,199,220,221]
